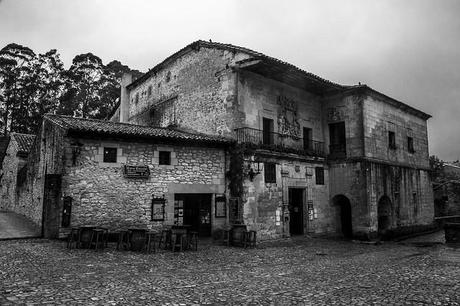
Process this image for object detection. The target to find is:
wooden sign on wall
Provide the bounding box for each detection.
[123,165,150,178]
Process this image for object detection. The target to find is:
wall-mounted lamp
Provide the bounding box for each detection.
[247,161,264,181]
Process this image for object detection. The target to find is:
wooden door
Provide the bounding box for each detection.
[289,188,304,235]
[42,174,62,238]
[181,194,212,237]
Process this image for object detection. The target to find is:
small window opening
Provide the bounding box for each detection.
[103,147,117,163]
[315,167,325,185]
[159,151,171,165]
[388,131,396,150]
[407,137,415,153]
[264,162,276,183]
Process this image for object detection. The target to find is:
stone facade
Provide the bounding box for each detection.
[2,41,435,241]
[61,138,226,237]
[325,90,433,238]
[115,41,434,240]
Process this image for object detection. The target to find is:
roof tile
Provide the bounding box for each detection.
[45,115,233,146]
[12,133,35,154]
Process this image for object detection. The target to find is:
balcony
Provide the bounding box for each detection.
[234,127,325,157]
[328,143,347,159]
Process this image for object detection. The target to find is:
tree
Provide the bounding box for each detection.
[0,43,35,134]
[59,53,105,118]
[429,155,445,182]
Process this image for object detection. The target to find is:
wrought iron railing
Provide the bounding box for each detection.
[234,127,325,157]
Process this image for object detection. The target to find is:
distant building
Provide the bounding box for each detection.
[1,41,435,240]
[433,163,460,217]
[0,133,35,213]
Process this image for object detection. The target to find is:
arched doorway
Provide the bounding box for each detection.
[332,195,353,239]
[378,196,392,235]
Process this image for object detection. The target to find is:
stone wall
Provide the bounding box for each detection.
[242,155,329,240]
[238,70,323,145]
[366,163,434,232]
[0,139,19,211]
[329,160,434,238]
[59,137,227,237]
[362,95,429,168]
[322,93,364,157]
[329,161,369,236]
[127,47,250,137]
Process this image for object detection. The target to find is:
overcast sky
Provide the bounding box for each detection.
[0,0,459,160]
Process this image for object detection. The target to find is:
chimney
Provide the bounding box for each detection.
[120,73,133,123]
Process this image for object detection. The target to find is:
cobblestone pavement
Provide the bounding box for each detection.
[0,212,41,240]
[0,237,459,305]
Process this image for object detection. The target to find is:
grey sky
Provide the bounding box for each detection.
[0,0,459,160]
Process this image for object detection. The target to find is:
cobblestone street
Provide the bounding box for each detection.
[0,237,459,305]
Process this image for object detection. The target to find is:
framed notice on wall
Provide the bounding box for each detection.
[215,194,226,218]
[151,197,165,221]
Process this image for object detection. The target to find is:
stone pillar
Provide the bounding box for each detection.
[120,73,133,123]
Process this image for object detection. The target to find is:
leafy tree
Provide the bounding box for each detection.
[0,43,143,133]
[0,43,35,134]
[429,155,445,182]
[59,53,105,118]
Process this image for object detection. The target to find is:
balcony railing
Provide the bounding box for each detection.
[234,127,325,157]
[328,143,347,159]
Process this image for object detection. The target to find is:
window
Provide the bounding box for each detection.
[329,122,346,157]
[103,147,117,163]
[264,162,276,183]
[315,167,324,185]
[262,117,274,145]
[135,92,139,104]
[147,85,152,97]
[388,131,396,149]
[159,151,171,165]
[303,127,312,150]
[407,137,415,153]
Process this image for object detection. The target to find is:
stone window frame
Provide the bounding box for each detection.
[153,146,178,169]
[95,143,127,167]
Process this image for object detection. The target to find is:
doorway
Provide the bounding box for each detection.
[175,194,212,237]
[378,196,392,235]
[332,195,353,238]
[289,188,304,235]
[42,174,62,238]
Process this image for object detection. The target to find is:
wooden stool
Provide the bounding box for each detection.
[244,230,257,248]
[67,228,80,249]
[116,230,131,250]
[145,232,157,253]
[158,229,171,250]
[222,229,231,246]
[91,228,107,250]
[171,229,187,252]
[187,231,199,251]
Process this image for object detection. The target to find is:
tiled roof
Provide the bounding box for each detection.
[12,133,35,155]
[45,114,233,146]
[128,40,345,90]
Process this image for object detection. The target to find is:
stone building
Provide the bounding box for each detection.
[1,40,434,240]
[3,114,231,238]
[0,133,35,213]
[433,163,460,217]
[110,40,434,240]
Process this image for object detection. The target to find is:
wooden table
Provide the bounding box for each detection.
[128,228,148,251]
